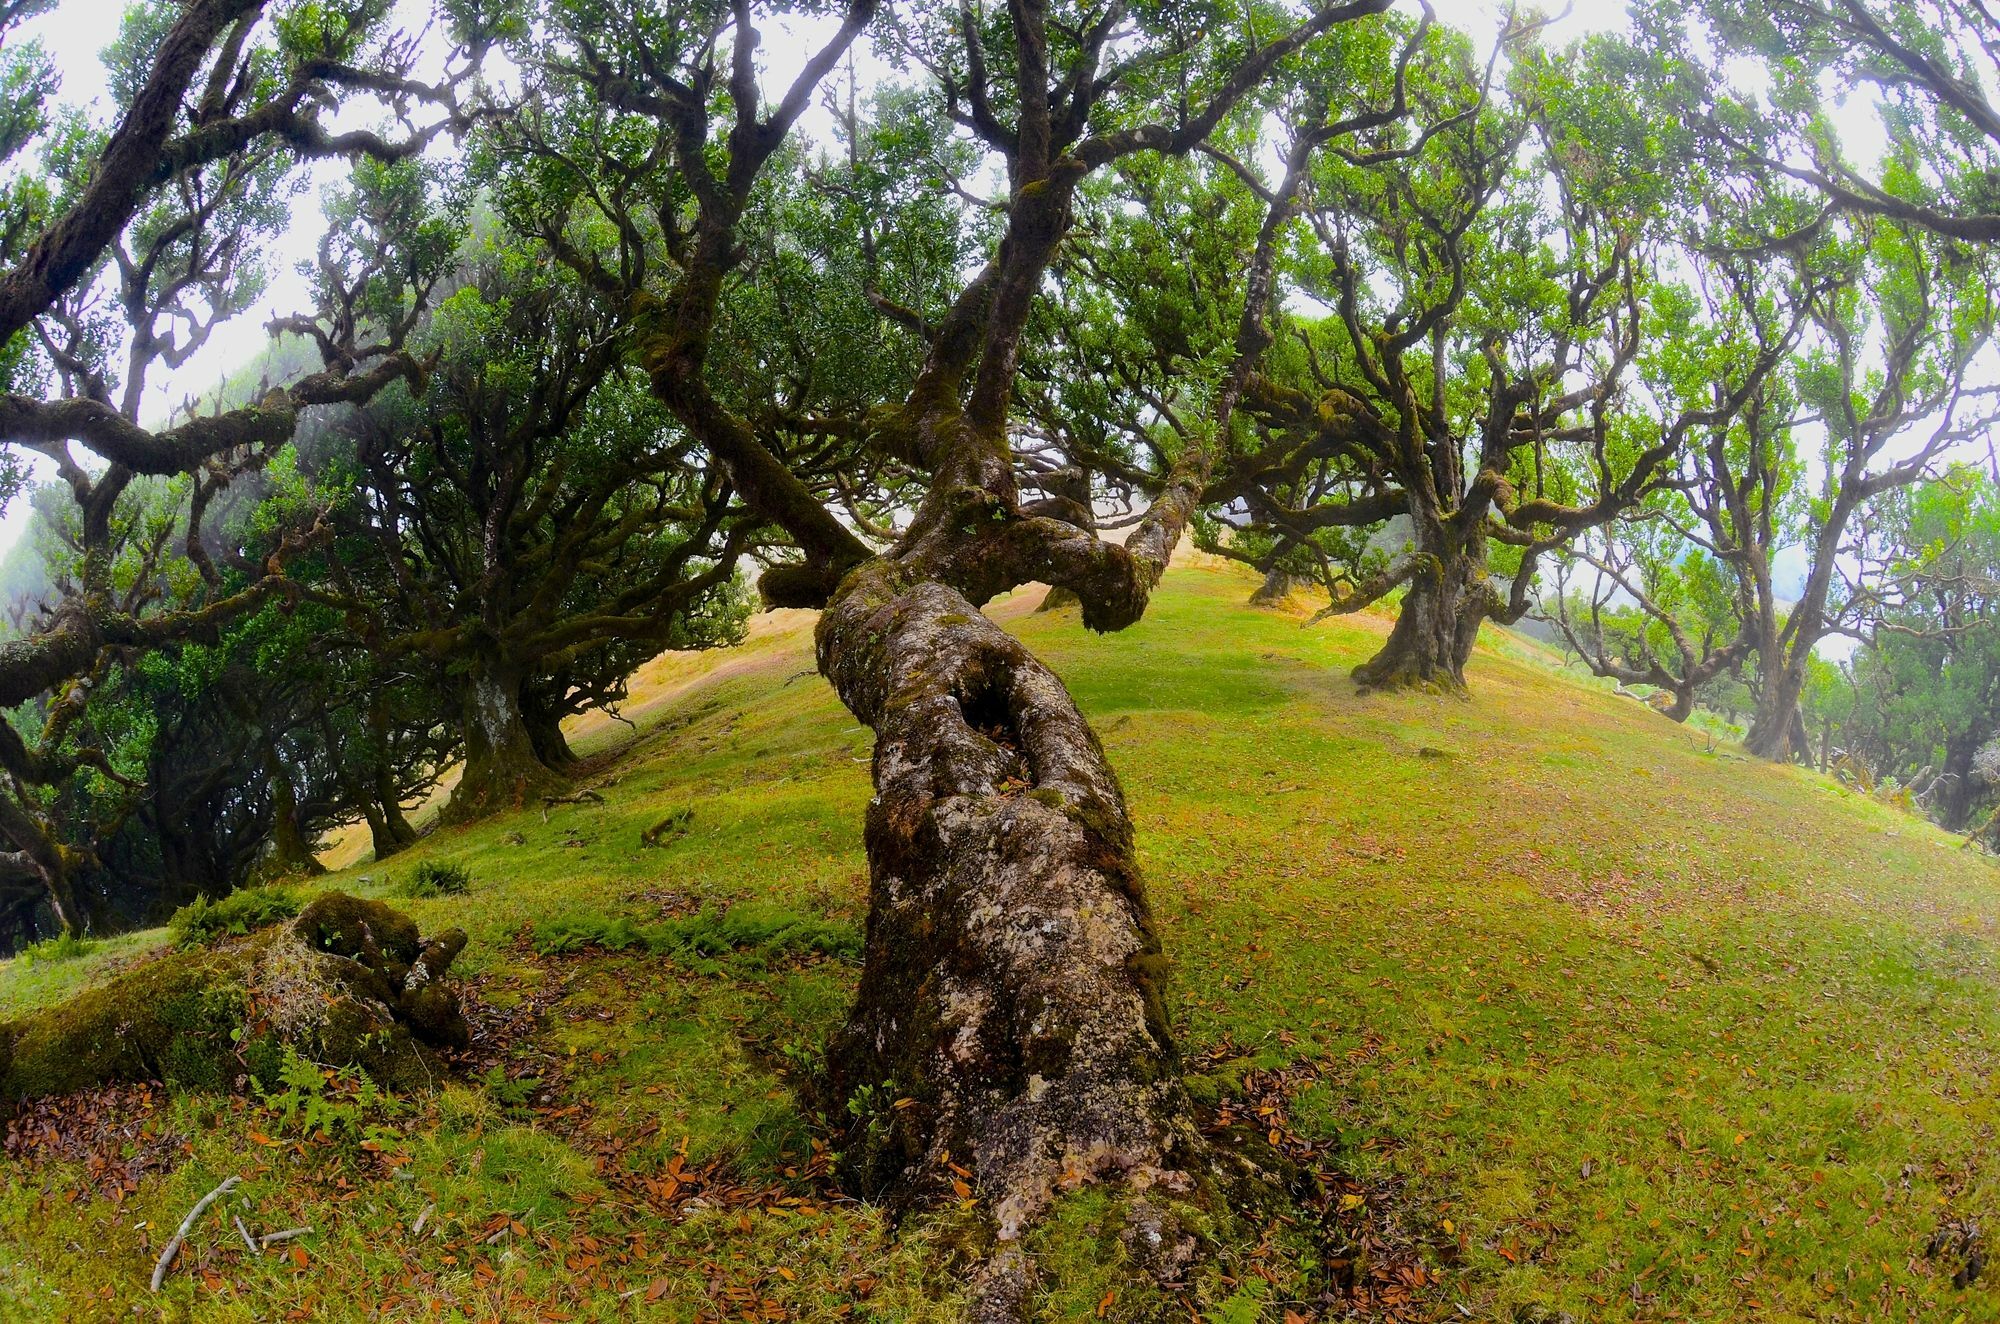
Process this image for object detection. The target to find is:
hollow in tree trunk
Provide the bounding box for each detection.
[444,659,563,823]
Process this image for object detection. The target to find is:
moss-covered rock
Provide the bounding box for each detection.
[0,893,469,1117]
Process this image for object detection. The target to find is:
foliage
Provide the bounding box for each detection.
[167,887,303,948]
[529,904,859,963]
[255,1044,404,1144]
[400,860,473,899]
[15,930,91,966]
[8,566,2000,1319]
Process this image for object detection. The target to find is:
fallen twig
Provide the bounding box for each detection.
[640,807,693,848]
[258,1227,312,1250]
[232,1214,259,1258]
[541,790,605,822]
[150,1174,241,1291]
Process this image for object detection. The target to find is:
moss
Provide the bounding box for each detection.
[1,895,465,1113]
[2,945,249,1100]
[168,884,302,947]
[295,892,420,965]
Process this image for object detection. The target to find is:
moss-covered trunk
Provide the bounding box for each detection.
[818,562,1211,1298]
[261,739,326,878]
[523,695,578,771]
[445,653,561,822]
[0,893,468,1118]
[1354,522,1489,694]
[1745,660,1810,762]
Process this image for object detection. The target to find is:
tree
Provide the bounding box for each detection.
[0,0,483,930]
[489,0,1412,1299]
[1226,30,1798,692]
[1656,0,2000,247]
[313,223,756,821]
[1843,469,2000,829]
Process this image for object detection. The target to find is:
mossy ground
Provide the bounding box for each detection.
[4,561,2000,1321]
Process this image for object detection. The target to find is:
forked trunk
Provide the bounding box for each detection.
[1353,540,1488,693]
[819,566,1224,1293]
[1745,664,1809,762]
[378,792,420,850]
[445,658,562,822]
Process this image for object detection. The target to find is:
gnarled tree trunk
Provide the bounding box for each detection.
[1938,734,1982,831]
[261,739,326,878]
[819,568,1202,1249]
[1745,662,1810,762]
[1354,523,1489,693]
[445,653,562,822]
[1248,566,1303,607]
[523,693,578,771]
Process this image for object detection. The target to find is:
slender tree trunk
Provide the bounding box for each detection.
[1354,526,1489,693]
[818,559,1230,1286]
[40,868,80,938]
[367,692,423,850]
[354,798,395,862]
[444,654,561,822]
[261,741,326,878]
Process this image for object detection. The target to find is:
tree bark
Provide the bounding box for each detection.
[1745,662,1809,762]
[1248,566,1302,607]
[444,655,562,822]
[1353,529,1489,693]
[523,695,578,770]
[1938,735,1981,831]
[260,740,326,878]
[818,563,1214,1251]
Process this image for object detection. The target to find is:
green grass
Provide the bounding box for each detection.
[4,561,1999,1322]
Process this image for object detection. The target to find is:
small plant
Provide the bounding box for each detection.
[401,860,473,898]
[169,886,302,947]
[16,931,94,966]
[479,1064,542,1118]
[256,1044,401,1142]
[530,913,648,955]
[649,903,862,963]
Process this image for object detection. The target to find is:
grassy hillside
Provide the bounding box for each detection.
[5,561,1999,1322]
